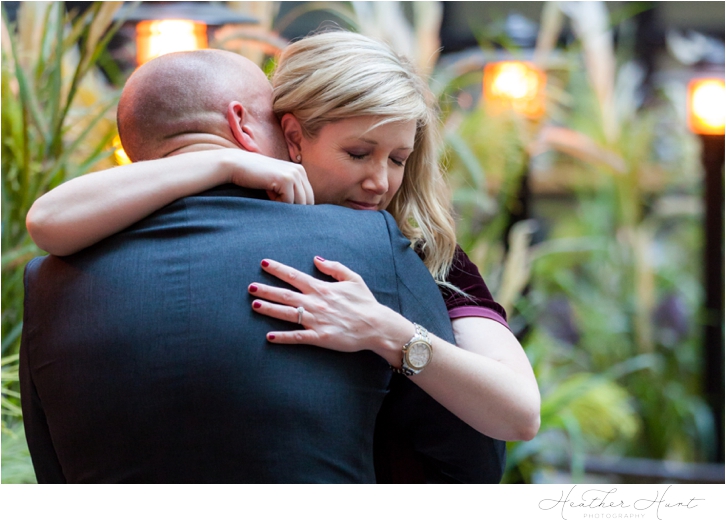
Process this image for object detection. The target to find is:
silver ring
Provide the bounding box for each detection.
[296,306,305,325]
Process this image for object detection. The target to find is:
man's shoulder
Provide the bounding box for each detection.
[177,185,401,243]
[183,185,392,222]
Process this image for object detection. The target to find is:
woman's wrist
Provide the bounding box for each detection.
[370,310,417,366]
[212,148,243,186]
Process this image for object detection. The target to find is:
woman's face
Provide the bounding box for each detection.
[294,116,416,211]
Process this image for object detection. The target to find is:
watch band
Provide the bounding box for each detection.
[390,323,432,376]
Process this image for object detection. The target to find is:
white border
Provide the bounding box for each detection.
[1,483,724,519]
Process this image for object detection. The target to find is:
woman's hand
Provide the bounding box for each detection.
[224,150,314,205]
[249,257,541,440]
[248,257,411,364]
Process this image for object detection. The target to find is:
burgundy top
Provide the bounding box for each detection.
[440,246,509,329]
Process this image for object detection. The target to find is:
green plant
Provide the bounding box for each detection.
[1,1,125,480]
[438,1,709,481]
[532,3,705,478]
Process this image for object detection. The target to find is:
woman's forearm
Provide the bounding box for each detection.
[372,313,541,441]
[26,150,234,256]
[413,334,541,441]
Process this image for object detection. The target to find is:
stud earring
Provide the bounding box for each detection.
[295,155,301,162]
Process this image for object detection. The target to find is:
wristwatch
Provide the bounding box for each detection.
[390,323,433,376]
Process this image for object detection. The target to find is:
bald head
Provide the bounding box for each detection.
[118,50,285,161]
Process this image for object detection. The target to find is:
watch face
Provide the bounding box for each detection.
[407,341,431,369]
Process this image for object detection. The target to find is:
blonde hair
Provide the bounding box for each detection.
[272,31,457,283]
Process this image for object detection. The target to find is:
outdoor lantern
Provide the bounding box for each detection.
[136,19,207,65]
[113,135,131,165]
[688,78,725,135]
[111,2,258,160]
[483,61,546,119]
[114,2,258,67]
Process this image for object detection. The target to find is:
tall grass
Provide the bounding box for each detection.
[1,1,124,481]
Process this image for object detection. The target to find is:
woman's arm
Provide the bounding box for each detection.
[26,149,312,256]
[248,257,541,441]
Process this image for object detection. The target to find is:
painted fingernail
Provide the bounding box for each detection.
[261,260,270,267]
[315,256,326,262]
[249,284,258,293]
[253,301,262,309]
[268,334,275,340]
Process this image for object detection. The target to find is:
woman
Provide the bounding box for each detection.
[26,31,539,441]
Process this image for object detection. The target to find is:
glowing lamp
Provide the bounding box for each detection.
[114,2,258,67]
[112,135,131,165]
[483,61,546,119]
[688,78,725,135]
[136,19,207,66]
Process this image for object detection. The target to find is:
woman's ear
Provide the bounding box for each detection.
[227,101,262,153]
[280,113,303,162]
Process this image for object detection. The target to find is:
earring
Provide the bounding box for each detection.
[295,155,301,162]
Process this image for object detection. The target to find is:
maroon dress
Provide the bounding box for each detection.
[441,246,508,328]
[374,246,508,483]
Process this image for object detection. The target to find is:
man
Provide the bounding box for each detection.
[20,50,504,483]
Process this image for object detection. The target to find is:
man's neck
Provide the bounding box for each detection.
[163,134,240,158]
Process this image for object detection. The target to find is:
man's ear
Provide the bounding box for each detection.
[280,113,303,162]
[227,101,262,153]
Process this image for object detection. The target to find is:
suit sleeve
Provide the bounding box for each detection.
[374,213,506,483]
[19,259,66,483]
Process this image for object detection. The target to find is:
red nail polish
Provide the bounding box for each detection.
[253,301,262,309]
[315,256,326,262]
[268,334,275,340]
[249,284,258,293]
[261,260,269,267]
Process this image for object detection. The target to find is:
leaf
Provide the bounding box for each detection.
[275,2,358,34]
[412,1,443,75]
[1,244,40,270]
[532,0,565,67]
[84,2,123,61]
[444,131,488,191]
[496,219,538,313]
[213,28,288,56]
[4,16,50,142]
[47,2,65,144]
[560,1,618,143]
[530,125,627,174]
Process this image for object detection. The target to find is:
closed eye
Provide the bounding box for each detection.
[348,152,367,160]
[390,157,406,167]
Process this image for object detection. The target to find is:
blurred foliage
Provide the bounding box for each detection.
[1,421,36,483]
[438,2,710,482]
[1,1,124,480]
[1,1,714,484]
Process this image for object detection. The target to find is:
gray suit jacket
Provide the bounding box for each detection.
[21,185,477,483]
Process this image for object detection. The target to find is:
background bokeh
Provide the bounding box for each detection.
[2,1,724,484]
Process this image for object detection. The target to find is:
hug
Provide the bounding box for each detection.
[21,30,540,483]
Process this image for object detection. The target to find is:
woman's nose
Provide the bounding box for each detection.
[362,164,389,195]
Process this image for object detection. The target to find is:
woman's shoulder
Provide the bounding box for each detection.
[446,245,487,290]
[441,244,508,326]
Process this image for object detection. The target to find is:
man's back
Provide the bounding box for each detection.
[20,186,456,483]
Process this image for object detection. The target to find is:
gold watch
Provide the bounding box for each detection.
[390,323,432,376]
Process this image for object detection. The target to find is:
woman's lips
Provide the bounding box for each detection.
[347,201,378,210]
